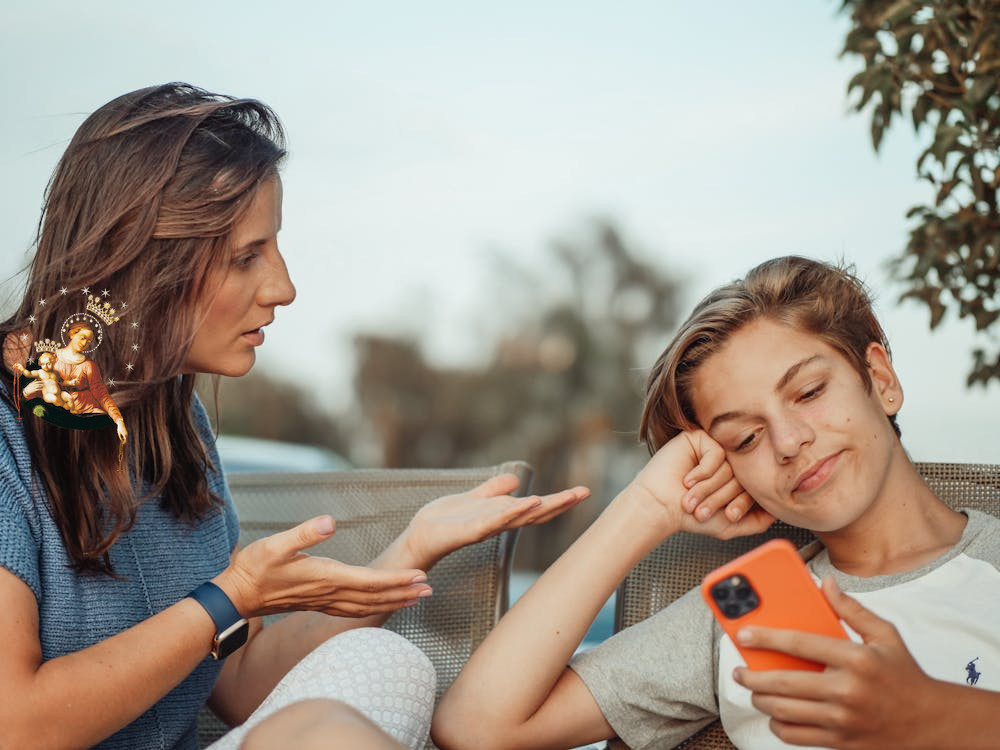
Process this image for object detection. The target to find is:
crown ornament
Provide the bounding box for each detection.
[86,295,120,327]
[34,338,60,354]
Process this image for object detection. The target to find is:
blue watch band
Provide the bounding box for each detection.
[187,582,248,659]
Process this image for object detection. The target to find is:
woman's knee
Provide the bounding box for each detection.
[261,628,437,749]
[240,698,405,750]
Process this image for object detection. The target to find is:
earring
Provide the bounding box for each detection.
[888,396,895,403]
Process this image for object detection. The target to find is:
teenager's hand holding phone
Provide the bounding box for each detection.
[731,576,950,749]
[702,539,848,671]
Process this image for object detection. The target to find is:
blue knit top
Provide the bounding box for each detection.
[0,389,240,749]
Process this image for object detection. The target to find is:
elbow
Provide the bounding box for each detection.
[431,704,515,750]
[430,701,464,750]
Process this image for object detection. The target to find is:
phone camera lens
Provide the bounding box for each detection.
[723,603,741,618]
[711,586,730,602]
[735,585,752,600]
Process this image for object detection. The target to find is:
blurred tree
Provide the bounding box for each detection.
[350,222,682,567]
[196,372,350,455]
[839,0,999,385]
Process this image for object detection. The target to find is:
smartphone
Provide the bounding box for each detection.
[701,538,848,671]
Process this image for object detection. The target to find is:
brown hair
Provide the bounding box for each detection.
[1,83,286,574]
[640,256,899,454]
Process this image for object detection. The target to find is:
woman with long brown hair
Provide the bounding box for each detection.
[0,83,588,749]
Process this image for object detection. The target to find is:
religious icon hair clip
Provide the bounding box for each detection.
[14,287,137,455]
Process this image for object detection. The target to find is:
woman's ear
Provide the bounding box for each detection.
[865,342,902,415]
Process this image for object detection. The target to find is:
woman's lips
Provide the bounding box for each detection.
[793,452,842,493]
[241,328,265,346]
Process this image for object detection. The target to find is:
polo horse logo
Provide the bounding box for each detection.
[966,658,981,686]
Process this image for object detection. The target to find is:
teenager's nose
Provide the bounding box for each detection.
[771,412,814,462]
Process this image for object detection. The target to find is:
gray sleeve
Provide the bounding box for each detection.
[570,587,720,750]
[961,509,1000,568]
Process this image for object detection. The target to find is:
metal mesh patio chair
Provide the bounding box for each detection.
[612,462,1000,750]
[198,461,532,749]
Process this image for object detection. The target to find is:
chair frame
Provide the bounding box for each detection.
[198,461,532,749]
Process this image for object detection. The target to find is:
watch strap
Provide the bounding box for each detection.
[187,581,248,659]
[187,581,244,629]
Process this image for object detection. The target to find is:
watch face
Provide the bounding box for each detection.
[214,620,250,660]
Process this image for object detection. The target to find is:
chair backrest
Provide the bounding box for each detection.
[613,462,1000,750]
[199,461,532,749]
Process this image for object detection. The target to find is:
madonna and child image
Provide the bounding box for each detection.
[10,292,129,443]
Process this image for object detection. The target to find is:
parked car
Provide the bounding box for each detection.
[215,434,352,473]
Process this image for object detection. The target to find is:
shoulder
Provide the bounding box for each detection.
[0,389,44,600]
[956,508,1000,568]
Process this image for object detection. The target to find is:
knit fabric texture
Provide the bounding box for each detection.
[0,389,239,749]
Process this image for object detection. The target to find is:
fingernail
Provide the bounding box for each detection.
[411,574,428,584]
[736,628,752,645]
[683,493,697,511]
[733,668,745,683]
[418,588,433,598]
[403,599,419,607]
[697,506,712,521]
[727,506,742,520]
[314,517,334,535]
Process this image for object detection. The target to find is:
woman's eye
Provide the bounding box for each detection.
[233,252,259,269]
[734,432,758,452]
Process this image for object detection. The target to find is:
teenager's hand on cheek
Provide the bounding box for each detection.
[679,435,774,537]
[629,430,774,539]
[733,577,941,749]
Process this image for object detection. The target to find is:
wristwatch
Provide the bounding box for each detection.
[186,581,249,659]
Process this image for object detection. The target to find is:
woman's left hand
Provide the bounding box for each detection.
[401,474,590,568]
[115,419,128,443]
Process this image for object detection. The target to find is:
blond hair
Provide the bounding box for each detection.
[640,256,898,453]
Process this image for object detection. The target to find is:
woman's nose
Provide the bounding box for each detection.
[260,248,296,308]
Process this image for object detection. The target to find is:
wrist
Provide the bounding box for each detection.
[187,581,249,660]
[607,483,682,544]
[396,523,443,571]
[211,566,256,619]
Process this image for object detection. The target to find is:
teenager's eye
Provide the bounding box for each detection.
[799,383,826,401]
[734,432,759,452]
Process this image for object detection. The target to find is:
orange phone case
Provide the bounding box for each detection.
[701,538,847,671]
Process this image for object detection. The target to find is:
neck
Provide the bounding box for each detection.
[815,450,967,577]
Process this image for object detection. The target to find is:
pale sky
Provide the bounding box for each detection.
[1,1,996,463]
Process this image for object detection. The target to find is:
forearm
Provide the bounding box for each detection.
[436,487,675,741]
[909,680,1000,750]
[5,598,216,749]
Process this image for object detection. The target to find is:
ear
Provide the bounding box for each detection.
[865,342,902,415]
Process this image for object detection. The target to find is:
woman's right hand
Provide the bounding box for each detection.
[628,429,775,540]
[214,516,432,619]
